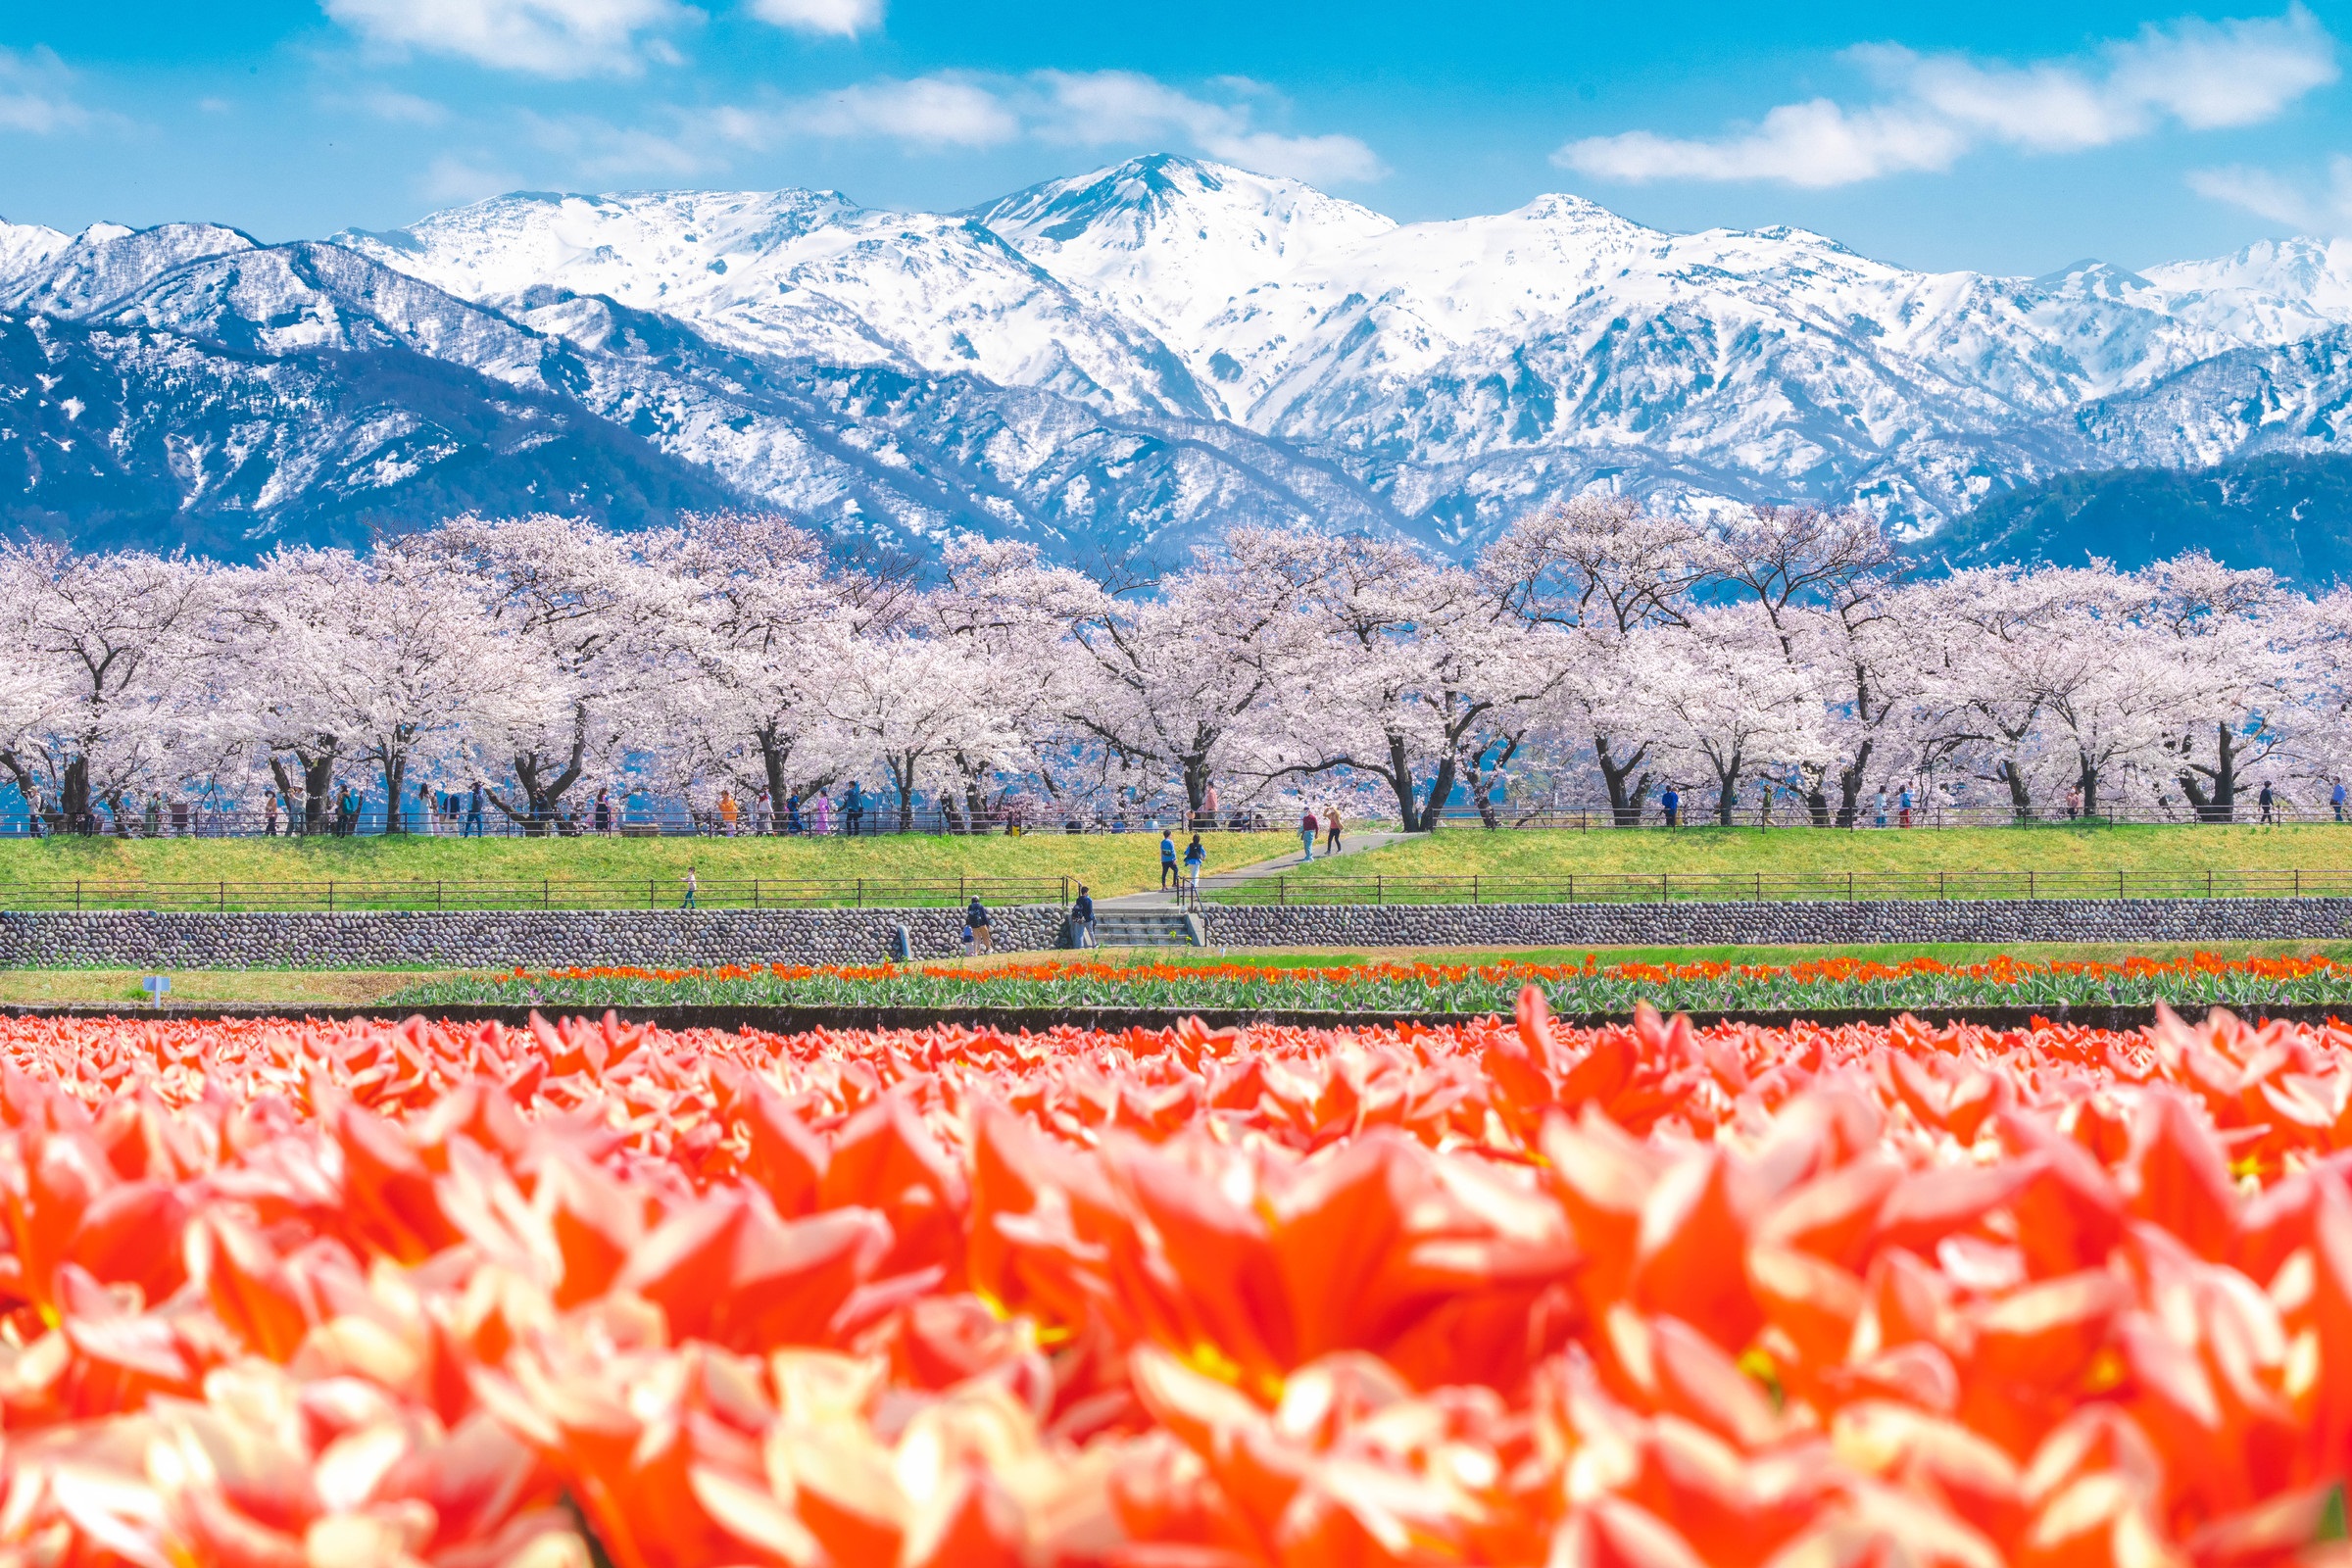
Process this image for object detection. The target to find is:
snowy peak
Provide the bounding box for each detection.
[0,220,71,287]
[339,183,1212,418]
[0,222,258,318]
[974,154,1396,267]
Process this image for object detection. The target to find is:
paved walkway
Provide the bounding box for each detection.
[1098,829,1407,910]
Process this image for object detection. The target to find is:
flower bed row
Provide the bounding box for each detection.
[395,948,2352,1014]
[1,997,2351,1565]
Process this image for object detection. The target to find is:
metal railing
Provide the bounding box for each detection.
[1424,803,2335,831]
[0,804,1289,841]
[1196,867,2352,906]
[0,875,1075,913]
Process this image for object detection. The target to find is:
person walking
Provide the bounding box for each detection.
[2261,780,2277,824]
[1324,808,1343,855]
[593,790,612,835]
[1071,885,1096,949]
[965,895,992,957]
[718,789,739,837]
[1875,787,1888,829]
[754,790,771,836]
[1183,833,1205,898]
[2335,780,2347,823]
[681,867,699,909]
[786,791,803,834]
[1160,829,1179,889]
[810,790,832,836]
[1298,807,1317,860]
[1202,781,1221,829]
[2065,785,2082,821]
[263,793,278,838]
[844,780,864,837]
[1898,785,1913,828]
[465,782,485,838]
[1660,786,1680,829]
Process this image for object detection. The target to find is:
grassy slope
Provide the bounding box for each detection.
[0,831,1294,901]
[1277,823,2352,884]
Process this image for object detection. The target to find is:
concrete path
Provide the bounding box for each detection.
[1097,829,1408,910]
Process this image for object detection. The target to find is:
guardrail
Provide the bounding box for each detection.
[0,876,1075,913]
[1195,867,2352,906]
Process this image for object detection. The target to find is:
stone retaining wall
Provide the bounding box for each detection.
[0,907,1070,968]
[2,898,2348,969]
[1200,898,2352,948]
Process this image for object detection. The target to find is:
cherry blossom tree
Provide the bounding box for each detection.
[0,543,219,831]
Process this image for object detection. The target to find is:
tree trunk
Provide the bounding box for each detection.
[1593,733,1652,827]
[2001,759,2034,823]
[2078,754,2102,817]
[2176,723,2240,823]
[1833,741,1873,829]
[1462,735,1520,829]
[1418,755,1459,834]
[757,727,792,816]
[889,754,919,831]
[381,756,408,835]
[61,756,90,831]
[1712,749,1742,825]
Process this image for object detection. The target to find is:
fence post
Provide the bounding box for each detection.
[2027,870,2034,902]
[1755,871,1762,902]
[1279,876,1286,906]
[219,880,224,912]
[74,880,80,913]
[327,881,334,913]
[857,878,863,909]
[648,878,655,909]
[543,878,550,910]
[1472,876,1479,906]
[1567,873,1574,903]
[1847,870,1854,903]
[1661,872,1669,905]
[1376,875,1383,906]
[2208,868,2214,900]
[755,879,761,909]
[2297,869,2303,898]
[438,880,444,911]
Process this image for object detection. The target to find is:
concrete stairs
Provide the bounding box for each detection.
[1082,906,1201,948]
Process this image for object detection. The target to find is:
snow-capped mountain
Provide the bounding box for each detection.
[7,153,2352,564]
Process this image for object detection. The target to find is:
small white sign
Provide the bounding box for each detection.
[140,975,171,1008]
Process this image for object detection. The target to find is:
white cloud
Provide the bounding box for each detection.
[716,68,1383,182]
[0,45,90,135]
[749,0,882,38]
[790,76,1017,147]
[320,0,694,77]
[1558,6,2337,186]
[2189,155,2352,231]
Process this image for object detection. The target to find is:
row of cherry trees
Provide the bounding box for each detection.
[0,502,2335,832]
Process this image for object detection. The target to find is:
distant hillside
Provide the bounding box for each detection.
[1915,453,2352,584]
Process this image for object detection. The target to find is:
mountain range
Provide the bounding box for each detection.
[3,154,2351,571]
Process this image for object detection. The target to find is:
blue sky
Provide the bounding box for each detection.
[2,1,2349,274]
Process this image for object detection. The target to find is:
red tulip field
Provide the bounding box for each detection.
[4,995,2352,1567]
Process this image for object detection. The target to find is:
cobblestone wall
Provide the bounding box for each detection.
[0,907,1072,968]
[1200,899,2352,948]
[2,898,2348,969]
